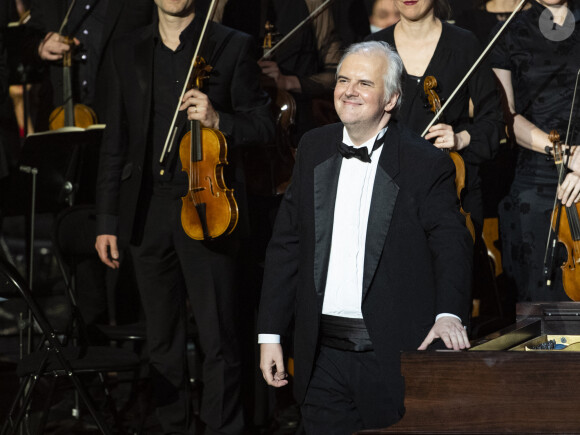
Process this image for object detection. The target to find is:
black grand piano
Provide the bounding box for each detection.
[360,302,580,434]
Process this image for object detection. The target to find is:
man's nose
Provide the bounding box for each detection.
[345,82,358,96]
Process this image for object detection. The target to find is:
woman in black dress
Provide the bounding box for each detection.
[491,0,580,302]
[367,0,503,234]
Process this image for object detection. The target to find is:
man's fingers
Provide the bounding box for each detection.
[260,344,289,388]
[417,331,434,350]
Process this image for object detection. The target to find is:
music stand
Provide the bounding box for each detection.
[0,126,105,217]
[0,126,104,353]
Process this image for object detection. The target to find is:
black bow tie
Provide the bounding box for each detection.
[338,136,384,163]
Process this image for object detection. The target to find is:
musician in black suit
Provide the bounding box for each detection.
[95,0,274,433]
[258,40,472,433]
[25,0,154,125]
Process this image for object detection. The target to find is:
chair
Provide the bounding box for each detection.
[0,255,141,435]
[51,204,147,343]
[51,204,150,429]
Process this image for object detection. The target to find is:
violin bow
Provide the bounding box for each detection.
[259,0,335,61]
[420,0,529,137]
[58,0,76,35]
[159,0,218,173]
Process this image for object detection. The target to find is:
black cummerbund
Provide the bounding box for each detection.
[320,314,374,352]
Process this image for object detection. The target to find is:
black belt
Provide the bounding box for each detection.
[320,314,374,352]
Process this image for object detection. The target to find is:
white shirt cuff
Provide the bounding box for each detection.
[436,313,462,323]
[258,333,281,344]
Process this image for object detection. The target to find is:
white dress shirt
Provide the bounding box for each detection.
[321,127,386,318]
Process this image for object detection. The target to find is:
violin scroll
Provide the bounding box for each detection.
[424,75,442,114]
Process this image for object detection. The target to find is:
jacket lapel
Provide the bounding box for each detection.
[362,124,400,300]
[313,150,342,302]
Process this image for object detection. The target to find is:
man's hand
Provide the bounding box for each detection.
[418,316,470,351]
[179,88,219,129]
[260,343,289,388]
[95,234,120,269]
[258,60,301,92]
[38,32,80,61]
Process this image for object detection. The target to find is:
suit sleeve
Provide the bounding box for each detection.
[257,143,304,337]
[420,153,473,323]
[95,42,127,236]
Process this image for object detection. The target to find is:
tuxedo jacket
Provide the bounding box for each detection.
[258,121,473,407]
[26,0,154,121]
[95,20,274,246]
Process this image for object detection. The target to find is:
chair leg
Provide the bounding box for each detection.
[0,376,29,435]
[2,374,38,435]
[69,373,113,435]
[36,376,58,434]
[98,371,124,430]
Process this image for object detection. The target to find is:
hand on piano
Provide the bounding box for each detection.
[418,316,470,351]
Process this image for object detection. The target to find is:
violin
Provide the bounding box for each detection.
[179,57,238,240]
[48,36,97,130]
[423,76,476,242]
[241,20,296,196]
[547,130,580,301]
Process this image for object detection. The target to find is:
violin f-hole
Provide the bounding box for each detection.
[205,176,220,197]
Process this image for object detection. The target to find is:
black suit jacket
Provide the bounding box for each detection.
[95,20,274,247]
[258,121,472,411]
[25,0,154,122]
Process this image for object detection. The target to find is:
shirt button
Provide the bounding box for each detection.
[85,4,91,10]
[81,54,87,60]
[82,80,88,86]
[83,29,89,35]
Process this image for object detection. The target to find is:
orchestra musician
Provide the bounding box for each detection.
[94,0,274,433]
[490,0,580,302]
[257,0,343,137]
[258,41,472,433]
[366,0,503,237]
[15,0,155,335]
[24,0,154,126]
[369,0,400,33]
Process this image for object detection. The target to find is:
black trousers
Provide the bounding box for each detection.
[301,346,404,435]
[130,193,244,434]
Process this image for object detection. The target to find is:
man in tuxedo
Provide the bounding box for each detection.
[258,40,472,433]
[95,0,274,433]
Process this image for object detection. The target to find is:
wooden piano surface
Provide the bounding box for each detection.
[359,302,580,434]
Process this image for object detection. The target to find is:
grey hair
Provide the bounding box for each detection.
[336,40,404,110]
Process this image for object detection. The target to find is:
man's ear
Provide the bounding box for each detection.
[384,93,399,113]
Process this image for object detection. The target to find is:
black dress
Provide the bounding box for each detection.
[367,22,503,231]
[489,1,580,302]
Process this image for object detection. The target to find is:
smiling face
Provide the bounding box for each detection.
[395,0,435,21]
[334,52,398,141]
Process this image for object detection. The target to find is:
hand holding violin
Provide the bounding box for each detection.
[558,172,580,208]
[39,32,80,61]
[179,88,220,129]
[424,123,470,151]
